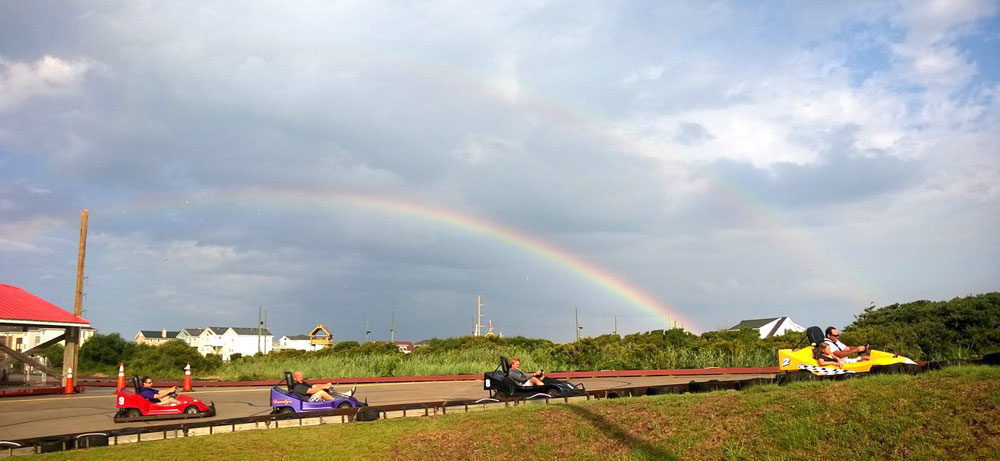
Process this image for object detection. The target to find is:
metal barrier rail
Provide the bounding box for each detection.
[73,366,780,388]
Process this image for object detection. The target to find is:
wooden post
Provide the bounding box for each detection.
[63,210,88,387]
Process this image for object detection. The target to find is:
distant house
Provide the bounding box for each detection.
[175,326,273,360]
[277,335,323,351]
[413,340,431,349]
[135,329,180,346]
[175,328,205,349]
[727,317,805,339]
[394,341,414,354]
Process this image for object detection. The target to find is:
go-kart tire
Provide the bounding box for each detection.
[126,408,141,418]
[278,407,295,414]
[337,402,353,409]
[982,352,1000,366]
[184,405,200,415]
[546,389,560,398]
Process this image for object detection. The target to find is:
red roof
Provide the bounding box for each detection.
[0,284,89,325]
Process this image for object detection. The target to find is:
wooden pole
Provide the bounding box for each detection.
[73,210,88,316]
[63,210,88,388]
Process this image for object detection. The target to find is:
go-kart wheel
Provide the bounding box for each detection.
[337,402,353,409]
[126,408,141,418]
[279,407,295,414]
[547,389,560,398]
[184,405,200,415]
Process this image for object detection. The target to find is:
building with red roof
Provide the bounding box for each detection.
[1,284,91,385]
[0,284,90,328]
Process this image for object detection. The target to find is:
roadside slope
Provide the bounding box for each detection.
[35,366,999,460]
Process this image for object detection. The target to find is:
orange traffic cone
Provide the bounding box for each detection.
[183,363,192,392]
[64,367,74,394]
[117,363,125,390]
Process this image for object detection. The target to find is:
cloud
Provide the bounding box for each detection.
[0,56,90,111]
[0,1,997,339]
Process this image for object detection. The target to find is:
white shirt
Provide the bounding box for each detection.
[824,338,847,352]
[824,338,860,363]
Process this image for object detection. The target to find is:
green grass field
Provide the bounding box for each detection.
[37,366,999,460]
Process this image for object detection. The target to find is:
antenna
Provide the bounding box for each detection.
[365,317,371,343]
[474,295,485,337]
[390,311,396,343]
[613,315,618,336]
[575,307,582,341]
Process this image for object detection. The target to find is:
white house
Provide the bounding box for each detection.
[727,317,806,338]
[0,327,96,366]
[276,335,323,351]
[175,326,273,360]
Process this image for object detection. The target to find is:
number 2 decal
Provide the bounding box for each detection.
[781,358,791,367]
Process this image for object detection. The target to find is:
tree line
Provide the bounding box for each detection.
[47,292,999,377]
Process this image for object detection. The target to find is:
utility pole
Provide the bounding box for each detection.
[64,210,88,387]
[575,307,582,341]
[257,306,262,355]
[613,315,618,336]
[390,311,396,343]
[474,295,485,337]
[365,317,371,343]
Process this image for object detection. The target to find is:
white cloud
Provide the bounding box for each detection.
[0,56,91,111]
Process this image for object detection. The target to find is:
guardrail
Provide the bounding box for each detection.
[70,366,781,388]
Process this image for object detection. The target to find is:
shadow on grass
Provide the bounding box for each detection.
[565,404,678,460]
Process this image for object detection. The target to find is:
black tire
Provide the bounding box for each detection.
[337,402,353,409]
[279,406,295,414]
[125,408,141,418]
[184,405,200,415]
[546,388,560,398]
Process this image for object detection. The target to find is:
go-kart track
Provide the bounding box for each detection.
[0,369,776,454]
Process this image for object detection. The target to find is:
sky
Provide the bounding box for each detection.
[1,1,998,343]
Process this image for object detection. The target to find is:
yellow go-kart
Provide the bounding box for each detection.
[778,326,920,376]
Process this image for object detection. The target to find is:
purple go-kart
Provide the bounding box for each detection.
[270,371,366,414]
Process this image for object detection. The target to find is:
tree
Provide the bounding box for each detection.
[79,333,135,371]
[43,343,64,368]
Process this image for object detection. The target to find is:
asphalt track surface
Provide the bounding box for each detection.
[0,373,774,441]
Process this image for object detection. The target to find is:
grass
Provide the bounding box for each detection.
[34,365,1000,460]
[209,346,778,381]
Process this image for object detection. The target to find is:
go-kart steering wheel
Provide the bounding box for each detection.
[167,391,179,398]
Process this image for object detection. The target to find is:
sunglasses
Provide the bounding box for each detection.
[830,334,840,337]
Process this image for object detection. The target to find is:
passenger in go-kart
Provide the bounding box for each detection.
[824,327,870,364]
[813,343,843,368]
[139,377,179,405]
[507,357,545,386]
[291,371,355,401]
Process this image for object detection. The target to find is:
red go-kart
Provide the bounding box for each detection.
[115,376,216,422]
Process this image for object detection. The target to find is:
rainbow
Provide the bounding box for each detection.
[362,55,882,306]
[125,186,701,332]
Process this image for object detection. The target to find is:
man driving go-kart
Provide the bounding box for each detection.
[824,326,869,363]
[139,376,179,405]
[779,326,919,376]
[291,371,355,401]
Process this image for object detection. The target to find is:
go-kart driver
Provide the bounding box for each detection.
[824,327,870,363]
[139,377,179,405]
[507,357,545,386]
[291,371,355,402]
